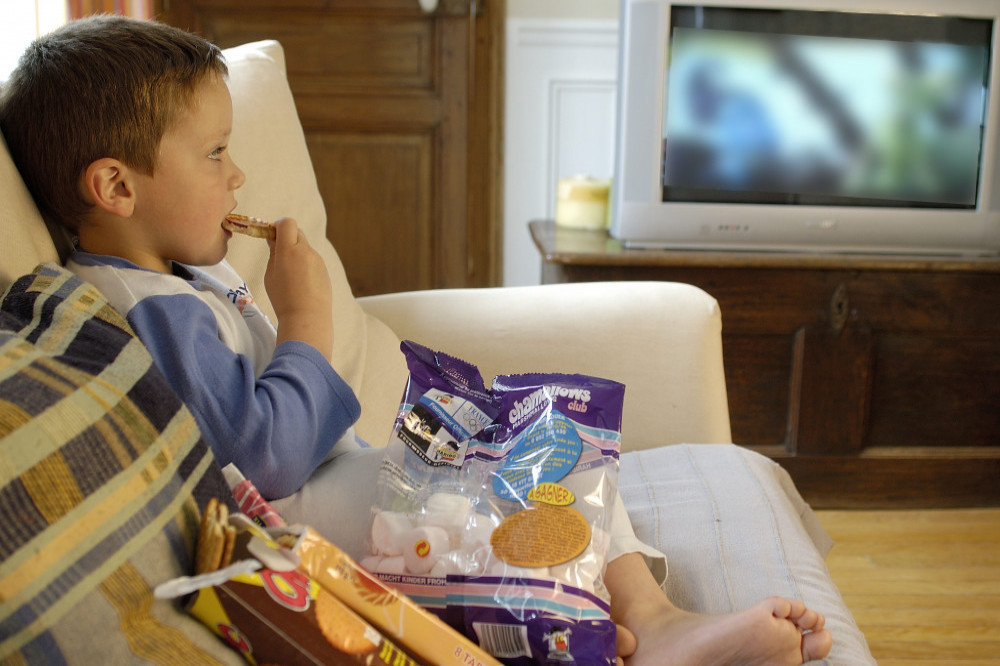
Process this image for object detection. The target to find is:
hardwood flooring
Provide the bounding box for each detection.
[816,508,1000,665]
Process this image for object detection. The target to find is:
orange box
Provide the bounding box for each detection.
[295,527,500,666]
[187,566,419,666]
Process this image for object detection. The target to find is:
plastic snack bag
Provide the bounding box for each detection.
[456,371,625,665]
[365,341,625,665]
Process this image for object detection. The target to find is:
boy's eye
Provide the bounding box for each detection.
[210,145,227,160]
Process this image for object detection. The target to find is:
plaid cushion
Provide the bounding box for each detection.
[0,263,239,664]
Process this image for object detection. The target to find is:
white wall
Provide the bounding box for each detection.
[502,15,620,285]
[507,0,618,20]
[0,0,67,80]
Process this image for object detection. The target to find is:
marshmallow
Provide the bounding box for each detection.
[430,550,485,577]
[403,526,449,574]
[430,558,451,577]
[464,512,497,549]
[358,555,382,572]
[423,492,472,530]
[376,555,407,574]
[371,511,413,556]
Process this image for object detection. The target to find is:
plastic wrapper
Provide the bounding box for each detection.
[222,463,287,528]
[365,341,625,665]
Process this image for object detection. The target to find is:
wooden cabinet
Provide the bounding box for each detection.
[157,0,503,297]
[531,220,1000,508]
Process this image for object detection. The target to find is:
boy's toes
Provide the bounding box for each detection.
[802,628,834,662]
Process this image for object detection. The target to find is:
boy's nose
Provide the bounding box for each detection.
[230,161,246,189]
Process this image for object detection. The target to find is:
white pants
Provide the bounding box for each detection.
[273,446,667,583]
[275,444,876,665]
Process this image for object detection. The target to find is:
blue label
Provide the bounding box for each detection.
[493,411,582,501]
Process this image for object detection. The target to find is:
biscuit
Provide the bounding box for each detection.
[314,586,378,654]
[223,213,276,240]
[196,497,235,574]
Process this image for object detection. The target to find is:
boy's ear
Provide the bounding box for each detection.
[80,158,136,218]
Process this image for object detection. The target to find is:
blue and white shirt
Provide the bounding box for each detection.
[67,252,362,499]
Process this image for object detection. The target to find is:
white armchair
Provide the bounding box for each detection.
[358,280,733,449]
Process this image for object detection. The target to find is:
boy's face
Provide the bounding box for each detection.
[130,73,245,269]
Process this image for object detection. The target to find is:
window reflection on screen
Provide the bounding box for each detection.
[662,28,989,207]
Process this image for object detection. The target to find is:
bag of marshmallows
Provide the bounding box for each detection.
[362,341,625,665]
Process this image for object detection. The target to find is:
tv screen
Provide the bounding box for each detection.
[662,6,991,209]
[612,0,1000,255]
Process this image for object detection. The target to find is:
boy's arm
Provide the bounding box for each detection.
[66,251,356,499]
[127,294,359,499]
[264,218,334,362]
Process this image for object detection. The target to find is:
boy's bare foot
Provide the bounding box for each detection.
[618,595,833,666]
[606,553,833,666]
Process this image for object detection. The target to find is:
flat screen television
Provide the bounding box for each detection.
[611,0,1000,255]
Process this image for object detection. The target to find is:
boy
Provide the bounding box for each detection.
[0,16,831,665]
[1,15,361,501]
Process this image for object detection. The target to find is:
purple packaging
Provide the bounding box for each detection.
[451,373,624,666]
[391,340,498,468]
[369,344,626,666]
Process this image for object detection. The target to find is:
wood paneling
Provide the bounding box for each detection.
[157,0,504,296]
[724,334,794,445]
[309,133,433,295]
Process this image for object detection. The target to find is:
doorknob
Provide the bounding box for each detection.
[419,0,484,16]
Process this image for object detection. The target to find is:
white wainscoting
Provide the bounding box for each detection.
[503,19,619,286]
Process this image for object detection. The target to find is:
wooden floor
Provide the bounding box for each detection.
[815,508,1000,665]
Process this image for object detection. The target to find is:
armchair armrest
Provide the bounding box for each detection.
[358,281,732,451]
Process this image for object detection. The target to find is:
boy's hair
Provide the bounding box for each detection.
[0,15,227,233]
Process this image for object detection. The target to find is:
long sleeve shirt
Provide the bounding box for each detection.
[67,252,361,499]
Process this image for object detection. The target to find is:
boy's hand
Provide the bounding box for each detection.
[264,217,334,362]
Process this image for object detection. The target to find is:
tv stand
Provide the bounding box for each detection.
[622,241,1000,260]
[530,220,1000,508]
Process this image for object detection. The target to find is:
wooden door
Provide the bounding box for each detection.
[156,0,503,296]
